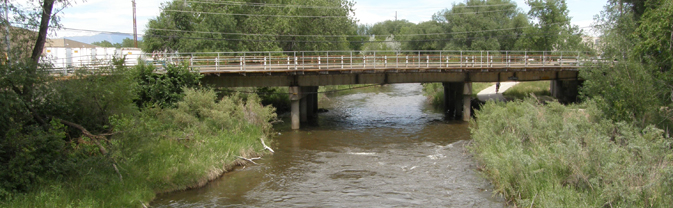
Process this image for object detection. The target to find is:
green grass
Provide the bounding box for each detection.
[470,99,673,207]
[502,81,551,100]
[1,89,276,207]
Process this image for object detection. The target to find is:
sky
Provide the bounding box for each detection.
[48,0,608,39]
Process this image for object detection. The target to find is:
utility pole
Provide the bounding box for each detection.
[395,11,397,21]
[132,0,138,48]
[4,0,10,64]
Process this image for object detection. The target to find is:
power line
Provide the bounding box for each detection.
[146,25,536,38]
[163,9,352,18]
[162,7,521,18]
[185,0,345,9]
[60,22,561,39]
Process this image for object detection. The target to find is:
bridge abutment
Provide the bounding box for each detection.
[443,82,472,121]
[550,80,582,103]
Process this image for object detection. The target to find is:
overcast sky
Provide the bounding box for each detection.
[50,0,607,38]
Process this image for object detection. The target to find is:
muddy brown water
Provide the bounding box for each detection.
[151,83,504,207]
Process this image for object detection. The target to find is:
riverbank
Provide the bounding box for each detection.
[470,99,673,207]
[0,89,277,207]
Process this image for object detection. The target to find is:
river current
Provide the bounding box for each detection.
[152,83,503,207]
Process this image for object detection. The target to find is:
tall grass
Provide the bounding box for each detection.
[1,88,277,207]
[502,81,550,100]
[470,99,673,207]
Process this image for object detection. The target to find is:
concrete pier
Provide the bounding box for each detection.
[443,82,472,121]
[290,86,319,130]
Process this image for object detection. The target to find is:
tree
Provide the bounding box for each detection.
[143,0,357,53]
[633,0,673,72]
[92,40,114,47]
[516,0,584,51]
[431,0,529,51]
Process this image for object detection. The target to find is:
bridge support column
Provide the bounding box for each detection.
[290,86,301,130]
[550,80,582,103]
[443,82,472,121]
[463,82,472,121]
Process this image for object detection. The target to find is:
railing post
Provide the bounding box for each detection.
[560,51,563,66]
[577,52,580,66]
[460,51,463,67]
[418,51,421,68]
[439,51,442,67]
[487,51,489,67]
[506,51,509,67]
[350,51,353,69]
[363,55,366,69]
[243,53,246,70]
[341,56,344,69]
[396,53,398,68]
[525,51,528,66]
[302,52,305,70]
[264,56,267,70]
[543,51,546,66]
[373,51,376,69]
[216,53,220,71]
[318,56,321,70]
[405,55,408,67]
[294,51,297,70]
[239,56,243,70]
[385,55,388,68]
[287,57,290,70]
[326,51,329,70]
[480,51,483,68]
[426,55,429,67]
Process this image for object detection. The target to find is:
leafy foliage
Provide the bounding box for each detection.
[143,0,357,52]
[133,62,202,108]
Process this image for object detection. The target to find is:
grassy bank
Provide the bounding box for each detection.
[1,89,276,207]
[502,81,551,100]
[470,99,673,207]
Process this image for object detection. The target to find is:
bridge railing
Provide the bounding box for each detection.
[44,50,597,73]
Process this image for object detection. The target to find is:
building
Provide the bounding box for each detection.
[43,38,143,70]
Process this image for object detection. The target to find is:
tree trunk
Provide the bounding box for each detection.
[31,0,55,64]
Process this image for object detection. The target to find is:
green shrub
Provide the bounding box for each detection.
[470,99,673,207]
[133,62,202,108]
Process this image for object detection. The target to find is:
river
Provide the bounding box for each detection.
[151,83,503,207]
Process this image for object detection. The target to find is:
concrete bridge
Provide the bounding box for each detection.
[52,50,589,129]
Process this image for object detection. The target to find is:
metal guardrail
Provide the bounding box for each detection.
[45,50,597,74]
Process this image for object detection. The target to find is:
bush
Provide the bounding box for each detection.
[133,62,202,108]
[581,61,671,128]
[470,99,673,207]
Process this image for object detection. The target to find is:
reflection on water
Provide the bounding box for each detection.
[151,83,503,207]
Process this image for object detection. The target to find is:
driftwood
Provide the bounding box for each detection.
[236,156,261,165]
[58,119,123,181]
[261,138,274,153]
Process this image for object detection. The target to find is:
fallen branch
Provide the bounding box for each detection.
[261,138,274,153]
[58,118,123,181]
[237,156,261,165]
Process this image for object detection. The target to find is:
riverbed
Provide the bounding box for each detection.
[151,83,503,207]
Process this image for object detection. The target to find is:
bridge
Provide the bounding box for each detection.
[49,50,589,129]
